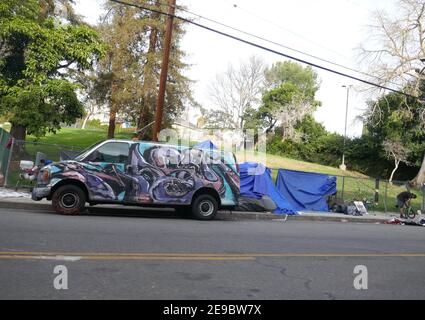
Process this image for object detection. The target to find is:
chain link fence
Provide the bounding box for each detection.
[0,128,12,186]
[3,139,83,189]
[335,175,423,214]
[270,168,424,214]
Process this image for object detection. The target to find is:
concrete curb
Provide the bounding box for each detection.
[220,211,389,224]
[0,198,392,224]
[0,199,53,211]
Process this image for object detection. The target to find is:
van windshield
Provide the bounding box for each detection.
[73,141,104,161]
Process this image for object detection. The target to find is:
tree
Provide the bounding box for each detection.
[266,61,321,97]
[0,0,105,140]
[98,0,193,139]
[257,82,302,135]
[39,0,81,24]
[256,61,321,138]
[76,71,109,129]
[206,56,266,129]
[383,139,411,183]
[362,91,425,180]
[359,0,425,185]
[98,3,144,139]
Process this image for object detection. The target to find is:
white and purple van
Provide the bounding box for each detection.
[32,140,240,220]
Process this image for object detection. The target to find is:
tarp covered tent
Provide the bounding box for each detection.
[276,169,337,212]
[193,140,218,150]
[240,162,298,215]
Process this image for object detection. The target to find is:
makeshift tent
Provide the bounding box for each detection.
[239,162,297,215]
[276,169,337,212]
[193,140,217,150]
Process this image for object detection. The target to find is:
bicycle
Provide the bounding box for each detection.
[403,205,417,220]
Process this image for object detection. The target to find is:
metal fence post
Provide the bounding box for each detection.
[4,138,15,188]
[384,181,388,213]
[0,129,4,161]
[374,178,380,204]
[341,176,345,202]
[0,128,3,150]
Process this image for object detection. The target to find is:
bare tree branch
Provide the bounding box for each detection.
[207,55,266,129]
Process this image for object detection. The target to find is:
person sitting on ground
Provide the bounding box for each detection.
[396,191,417,219]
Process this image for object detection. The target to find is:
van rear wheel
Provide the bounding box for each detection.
[191,194,218,220]
[52,185,86,215]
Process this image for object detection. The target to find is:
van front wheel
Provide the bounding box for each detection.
[192,194,218,220]
[52,185,86,215]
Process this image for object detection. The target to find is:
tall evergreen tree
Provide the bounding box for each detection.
[99,0,193,139]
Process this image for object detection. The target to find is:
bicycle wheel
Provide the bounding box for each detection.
[406,207,416,220]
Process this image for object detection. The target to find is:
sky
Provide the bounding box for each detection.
[74,0,397,137]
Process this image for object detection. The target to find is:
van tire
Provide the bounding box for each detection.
[191,194,218,220]
[52,185,86,215]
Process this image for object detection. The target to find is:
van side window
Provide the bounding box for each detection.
[88,142,130,164]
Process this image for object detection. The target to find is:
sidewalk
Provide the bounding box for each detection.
[0,187,398,224]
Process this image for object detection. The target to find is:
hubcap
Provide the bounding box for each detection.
[60,193,78,208]
[199,200,214,216]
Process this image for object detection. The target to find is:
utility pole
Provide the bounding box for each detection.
[152,0,176,141]
[340,85,351,171]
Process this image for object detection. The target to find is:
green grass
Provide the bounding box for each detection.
[26,127,134,148]
[237,150,366,178]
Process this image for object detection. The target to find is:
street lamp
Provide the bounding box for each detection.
[340,85,352,171]
[418,59,425,212]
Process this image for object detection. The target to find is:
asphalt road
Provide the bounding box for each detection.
[0,207,424,300]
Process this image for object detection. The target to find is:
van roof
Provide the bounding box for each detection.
[104,139,233,154]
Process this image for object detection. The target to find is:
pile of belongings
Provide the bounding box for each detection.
[343,201,369,216]
[385,216,425,227]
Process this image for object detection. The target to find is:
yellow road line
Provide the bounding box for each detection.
[0,255,254,261]
[1,251,425,261]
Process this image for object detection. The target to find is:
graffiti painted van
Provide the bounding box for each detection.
[31,140,240,220]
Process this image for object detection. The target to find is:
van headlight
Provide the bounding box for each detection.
[38,169,50,184]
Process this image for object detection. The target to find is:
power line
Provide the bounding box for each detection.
[108,0,417,99]
[173,2,404,90]
[150,0,405,91]
[231,2,351,61]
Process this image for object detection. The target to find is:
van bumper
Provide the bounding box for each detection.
[31,187,51,201]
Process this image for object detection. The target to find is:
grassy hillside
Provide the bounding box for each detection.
[237,151,366,178]
[26,128,134,148]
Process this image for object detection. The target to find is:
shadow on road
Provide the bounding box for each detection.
[29,206,235,222]
[84,206,190,220]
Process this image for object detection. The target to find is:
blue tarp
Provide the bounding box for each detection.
[240,162,298,215]
[276,169,337,212]
[193,140,217,150]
